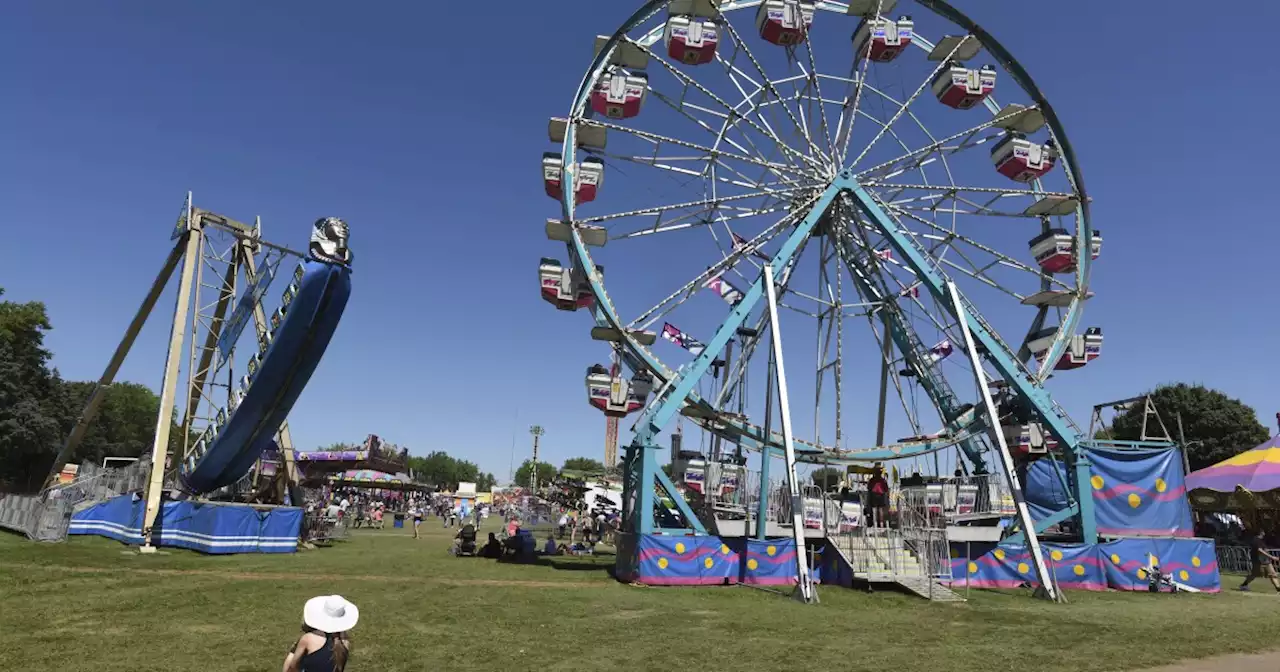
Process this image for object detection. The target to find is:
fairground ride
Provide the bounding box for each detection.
[538,0,1114,601]
[51,194,352,552]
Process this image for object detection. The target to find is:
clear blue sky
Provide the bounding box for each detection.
[3,1,1277,481]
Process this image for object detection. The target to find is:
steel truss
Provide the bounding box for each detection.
[51,193,305,550]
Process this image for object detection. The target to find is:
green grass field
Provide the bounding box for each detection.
[1,521,1275,672]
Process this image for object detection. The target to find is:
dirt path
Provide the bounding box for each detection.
[1133,650,1280,672]
[0,561,605,589]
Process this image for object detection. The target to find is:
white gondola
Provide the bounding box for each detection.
[1029,228,1102,275]
[1028,326,1103,370]
[839,501,862,532]
[931,63,996,109]
[585,364,636,418]
[590,70,649,120]
[756,0,814,46]
[627,368,655,401]
[683,457,707,494]
[852,15,913,62]
[542,153,605,204]
[1028,228,1073,274]
[803,497,825,529]
[991,133,1056,182]
[665,15,719,65]
[1002,422,1058,457]
[538,258,596,311]
[542,152,565,201]
[577,157,604,204]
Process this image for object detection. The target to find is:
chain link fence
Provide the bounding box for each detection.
[0,459,151,542]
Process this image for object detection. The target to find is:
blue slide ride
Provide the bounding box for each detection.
[181,219,353,494]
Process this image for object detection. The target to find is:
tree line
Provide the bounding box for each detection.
[3,286,1271,492]
[513,456,609,488]
[0,288,197,492]
[0,286,504,494]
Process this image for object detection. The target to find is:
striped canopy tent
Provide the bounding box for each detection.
[328,469,423,490]
[1186,435,1280,511]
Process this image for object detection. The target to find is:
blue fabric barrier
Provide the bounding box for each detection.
[69,495,301,554]
[949,537,1219,592]
[1088,447,1194,538]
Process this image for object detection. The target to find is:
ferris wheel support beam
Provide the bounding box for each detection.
[616,181,843,536]
[844,183,1096,543]
[947,280,1059,602]
[633,185,845,446]
[829,221,989,472]
[763,263,819,604]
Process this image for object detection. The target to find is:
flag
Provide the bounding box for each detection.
[705,274,745,305]
[661,322,706,357]
[927,339,953,363]
[900,285,920,298]
[732,232,771,261]
[875,248,893,261]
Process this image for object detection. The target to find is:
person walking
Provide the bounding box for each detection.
[410,502,424,539]
[1240,528,1280,592]
[282,595,358,672]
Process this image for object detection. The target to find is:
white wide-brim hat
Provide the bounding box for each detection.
[303,595,359,633]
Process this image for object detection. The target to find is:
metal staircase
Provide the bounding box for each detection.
[819,486,964,602]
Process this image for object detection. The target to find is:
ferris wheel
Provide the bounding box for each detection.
[538,0,1102,479]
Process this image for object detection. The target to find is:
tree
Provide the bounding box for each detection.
[60,380,169,467]
[406,450,491,491]
[514,459,558,488]
[0,288,69,492]
[317,442,359,453]
[1107,384,1270,472]
[561,457,606,474]
[811,466,843,490]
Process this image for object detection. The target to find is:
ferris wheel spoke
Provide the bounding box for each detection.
[875,200,1074,293]
[601,150,802,193]
[579,182,813,227]
[847,37,977,171]
[716,18,832,168]
[798,42,837,161]
[715,62,824,177]
[578,119,803,179]
[609,202,793,242]
[626,206,810,331]
[632,39,823,177]
[855,104,1038,182]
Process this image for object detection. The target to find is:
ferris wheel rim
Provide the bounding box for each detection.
[556,0,1094,458]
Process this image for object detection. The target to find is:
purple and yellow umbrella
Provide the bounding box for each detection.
[1186,435,1280,510]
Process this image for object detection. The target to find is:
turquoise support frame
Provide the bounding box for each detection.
[842,184,1096,543]
[830,230,988,473]
[612,173,1099,541]
[624,175,849,535]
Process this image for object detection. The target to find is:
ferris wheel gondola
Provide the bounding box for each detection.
[538,0,1101,481]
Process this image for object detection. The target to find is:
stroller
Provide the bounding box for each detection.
[454,523,478,557]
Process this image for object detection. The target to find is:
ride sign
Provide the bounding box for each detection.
[216,260,278,361]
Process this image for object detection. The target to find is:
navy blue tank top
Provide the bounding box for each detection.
[298,633,341,672]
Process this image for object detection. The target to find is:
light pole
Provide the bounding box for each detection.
[529,425,545,493]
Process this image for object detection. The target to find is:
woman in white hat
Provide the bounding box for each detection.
[282,595,358,672]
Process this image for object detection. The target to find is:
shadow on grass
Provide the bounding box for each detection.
[488,549,618,577]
